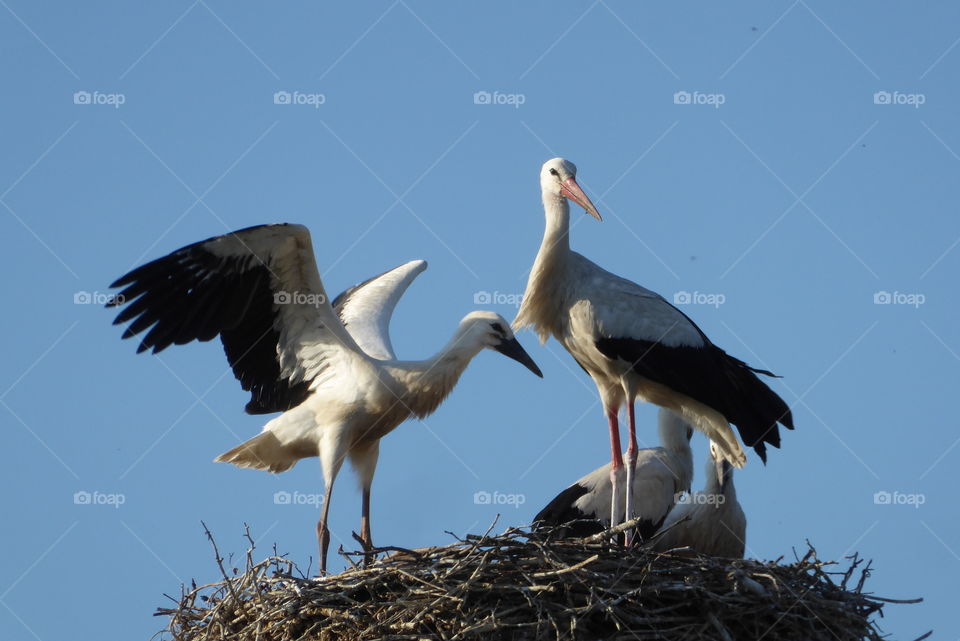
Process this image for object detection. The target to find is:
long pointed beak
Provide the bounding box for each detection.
[716,458,731,494]
[560,177,602,220]
[494,337,543,377]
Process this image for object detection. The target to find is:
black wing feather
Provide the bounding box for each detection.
[533,483,666,541]
[108,224,312,415]
[532,483,604,538]
[596,337,793,463]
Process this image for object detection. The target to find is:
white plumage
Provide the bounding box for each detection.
[650,441,747,558]
[533,409,694,540]
[334,258,429,361]
[108,223,543,573]
[514,158,792,531]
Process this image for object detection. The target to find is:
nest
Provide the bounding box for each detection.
[157,520,924,641]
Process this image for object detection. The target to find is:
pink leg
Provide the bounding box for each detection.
[624,401,638,544]
[607,407,624,538]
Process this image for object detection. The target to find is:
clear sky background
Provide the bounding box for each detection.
[1,2,956,639]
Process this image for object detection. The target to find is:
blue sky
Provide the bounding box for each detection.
[1,2,956,639]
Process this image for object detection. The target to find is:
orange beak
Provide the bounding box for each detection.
[560,177,602,220]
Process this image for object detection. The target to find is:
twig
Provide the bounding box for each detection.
[200,521,239,605]
[531,554,599,578]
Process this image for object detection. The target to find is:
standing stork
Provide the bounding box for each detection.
[108,223,543,573]
[650,441,746,558]
[514,158,793,532]
[532,408,694,541]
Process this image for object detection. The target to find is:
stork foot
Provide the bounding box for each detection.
[351,530,375,568]
[361,537,375,568]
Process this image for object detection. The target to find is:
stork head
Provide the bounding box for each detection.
[708,441,733,494]
[459,311,543,377]
[540,157,602,220]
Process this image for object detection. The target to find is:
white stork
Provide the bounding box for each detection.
[514,157,793,532]
[533,408,694,541]
[108,223,543,573]
[650,440,747,558]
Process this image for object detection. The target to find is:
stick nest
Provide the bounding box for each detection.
[156,522,921,641]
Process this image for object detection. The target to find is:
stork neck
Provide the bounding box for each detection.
[541,191,571,255]
[658,415,694,492]
[658,415,693,456]
[397,333,483,419]
[661,431,691,457]
[513,191,572,339]
[705,459,736,498]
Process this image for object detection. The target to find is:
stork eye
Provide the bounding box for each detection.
[490,323,506,336]
[549,168,559,177]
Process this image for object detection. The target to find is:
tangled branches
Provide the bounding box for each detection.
[157,522,922,641]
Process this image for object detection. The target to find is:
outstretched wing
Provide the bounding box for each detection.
[108,223,367,415]
[332,260,428,360]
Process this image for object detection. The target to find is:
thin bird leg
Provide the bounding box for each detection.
[607,407,624,542]
[624,401,639,545]
[360,486,373,567]
[317,481,336,575]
